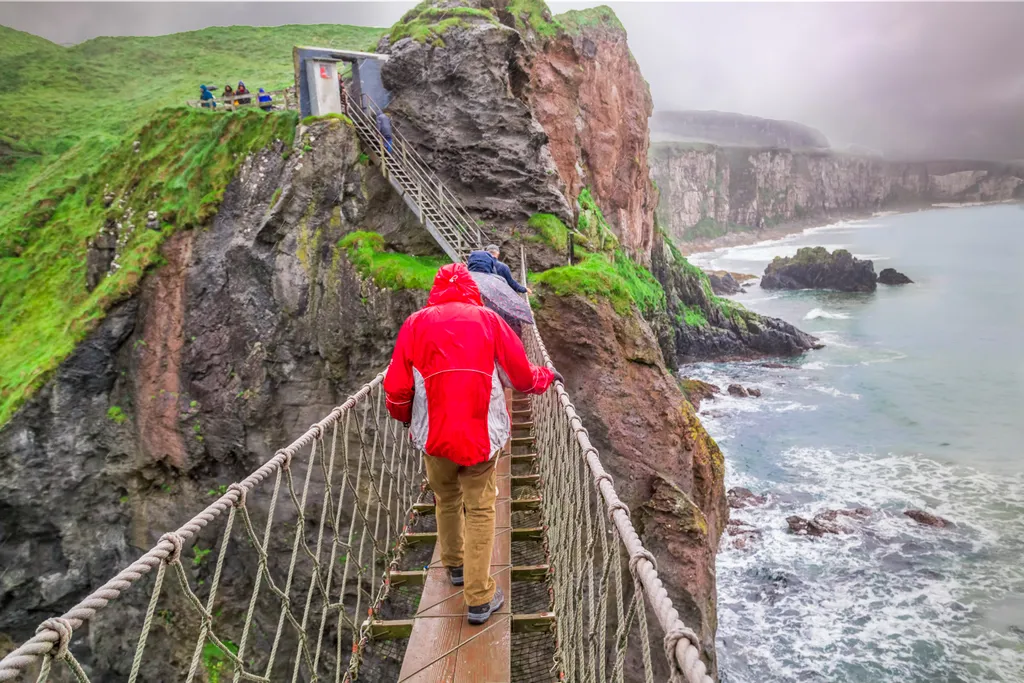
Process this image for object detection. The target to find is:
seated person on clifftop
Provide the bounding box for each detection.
[467,245,532,295]
[257,88,273,111]
[199,84,218,108]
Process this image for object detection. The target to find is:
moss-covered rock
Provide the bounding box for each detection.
[761,246,877,292]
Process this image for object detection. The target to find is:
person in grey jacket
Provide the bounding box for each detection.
[376,111,393,154]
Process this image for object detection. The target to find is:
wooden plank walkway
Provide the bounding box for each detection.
[397,390,522,683]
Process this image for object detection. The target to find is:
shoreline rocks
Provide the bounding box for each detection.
[727,487,767,509]
[727,384,761,398]
[787,507,871,536]
[761,246,877,292]
[680,378,720,410]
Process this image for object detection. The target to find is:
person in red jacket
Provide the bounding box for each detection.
[384,262,560,624]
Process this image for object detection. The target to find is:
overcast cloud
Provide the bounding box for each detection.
[2,1,1022,160]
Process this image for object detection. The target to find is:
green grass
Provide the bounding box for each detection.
[533,250,664,316]
[0,108,297,427]
[339,231,446,291]
[507,0,563,38]
[0,23,384,162]
[202,639,239,683]
[300,113,353,127]
[526,213,568,251]
[388,3,497,46]
[556,6,625,35]
[574,187,619,252]
[681,305,708,327]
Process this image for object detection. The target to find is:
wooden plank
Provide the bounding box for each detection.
[511,564,549,582]
[369,618,415,639]
[511,474,540,487]
[454,614,511,680]
[511,496,541,511]
[390,570,427,587]
[511,526,544,541]
[511,453,538,462]
[397,616,461,681]
[405,531,437,545]
[512,612,556,633]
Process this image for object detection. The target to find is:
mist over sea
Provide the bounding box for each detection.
[688,204,1024,682]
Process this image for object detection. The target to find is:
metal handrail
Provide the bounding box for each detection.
[352,94,483,252]
[345,100,474,258]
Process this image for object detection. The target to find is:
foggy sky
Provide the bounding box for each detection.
[3,1,1023,160]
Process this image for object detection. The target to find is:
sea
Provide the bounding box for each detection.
[685,203,1024,682]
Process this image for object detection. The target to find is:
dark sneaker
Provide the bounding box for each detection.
[467,587,504,625]
[447,566,464,587]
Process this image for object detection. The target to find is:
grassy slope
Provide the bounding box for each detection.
[0,108,298,425]
[0,21,389,426]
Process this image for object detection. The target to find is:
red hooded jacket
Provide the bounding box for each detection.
[384,263,555,466]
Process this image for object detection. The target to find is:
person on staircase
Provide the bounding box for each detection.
[376,110,393,154]
[467,245,532,296]
[384,262,562,625]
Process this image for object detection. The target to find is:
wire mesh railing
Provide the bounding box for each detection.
[520,252,714,683]
[0,374,426,683]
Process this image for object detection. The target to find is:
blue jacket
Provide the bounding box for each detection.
[466,250,527,294]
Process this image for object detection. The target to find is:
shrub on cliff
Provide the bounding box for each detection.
[0,108,297,426]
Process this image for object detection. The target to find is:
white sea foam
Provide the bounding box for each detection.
[800,361,827,370]
[803,307,851,321]
[716,445,1024,683]
[809,384,861,400]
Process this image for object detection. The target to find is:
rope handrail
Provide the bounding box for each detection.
[0,372,425,682]
[520,248,713,683]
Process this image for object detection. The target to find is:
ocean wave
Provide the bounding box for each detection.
[717,446,1024,682]
[809,384,861,400]
[721,243,851,263]
[800,361,827,370]
[803,307,851,321]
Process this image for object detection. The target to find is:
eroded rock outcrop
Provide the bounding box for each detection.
[652,229,820,363]
[651,142,1024,243]
[761,246,877,292]
[380,1,656,260]
[533,289,726,678]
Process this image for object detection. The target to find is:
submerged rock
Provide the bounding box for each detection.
[727,487,767,509]
[904,509,953,528]
[727,384,759,397]
[761,246,877,292]
[788,508,871,536]
[878,268,914,285]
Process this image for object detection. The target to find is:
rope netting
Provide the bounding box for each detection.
[522,281,714,683]
[0,373,426,683]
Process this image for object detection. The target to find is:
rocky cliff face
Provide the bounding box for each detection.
[380,1,656,261]
[534,291,726,678]
[652,142,1024,242]
[0,119,426,676]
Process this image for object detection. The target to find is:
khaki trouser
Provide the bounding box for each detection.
[423,453,498,607]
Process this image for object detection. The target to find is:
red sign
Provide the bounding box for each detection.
[320,65,329,79]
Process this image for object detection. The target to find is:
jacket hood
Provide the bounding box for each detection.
[427,263,482,307]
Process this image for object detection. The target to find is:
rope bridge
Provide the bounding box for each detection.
[0,325,712,683]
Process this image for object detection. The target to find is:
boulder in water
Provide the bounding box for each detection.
[728,487,767,509]
[727,384,748,397]
[787,515,840,536]
[878,268,914,285]
[761,246,877,292]
[904,509,953,528]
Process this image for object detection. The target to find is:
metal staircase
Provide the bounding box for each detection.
[345,93,483,262]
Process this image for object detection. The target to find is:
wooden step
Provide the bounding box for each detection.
[386,564,549,589]
[368,611,554,640]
